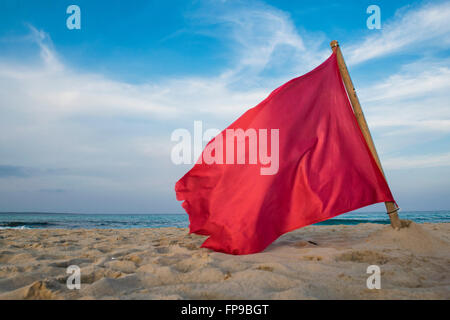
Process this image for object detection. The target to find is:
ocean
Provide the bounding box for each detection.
[0,211,449,229]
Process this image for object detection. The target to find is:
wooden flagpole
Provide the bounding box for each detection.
[330,40,408,229]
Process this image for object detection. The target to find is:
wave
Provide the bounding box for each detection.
[315,219,390,225]
[0,212,447,230]
[0,221,55,228]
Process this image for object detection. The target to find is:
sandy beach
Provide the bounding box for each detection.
[0,222,449,300]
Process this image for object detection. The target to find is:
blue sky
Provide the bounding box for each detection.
[0,0,449,213]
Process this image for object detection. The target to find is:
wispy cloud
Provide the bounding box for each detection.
[357,57,450,167]
[3,9,321,125]
[360,62,450,133]
[384,152,450,170]
[346,1,450,65]
[188,1,329,83]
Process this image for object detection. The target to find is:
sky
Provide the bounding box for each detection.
[0,0,449,213]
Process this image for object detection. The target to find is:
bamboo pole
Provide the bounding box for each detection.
[330,40,407,229]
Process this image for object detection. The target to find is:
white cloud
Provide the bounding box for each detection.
[354,58,450,173]
[384,152,450,170]
[361,67,450,104]
[0,2,329,139]
[359,63,450,134]
[188,1,329,82]
[346,1,450,65]
[3,4,327,125]
[0,29,272,146]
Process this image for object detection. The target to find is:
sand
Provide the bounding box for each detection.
[0,222,449,300]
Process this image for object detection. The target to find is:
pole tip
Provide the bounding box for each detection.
[330,40,339,48]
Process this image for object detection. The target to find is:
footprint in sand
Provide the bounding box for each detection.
[123,253,142,265]
[1,280,64,300]
[335,250,389,264]
[105,260,137,274]
[179,242,198,251]
[301,255,323,261]
[155,247,170,254]
[255,265,274,272]
[49,258,93,268]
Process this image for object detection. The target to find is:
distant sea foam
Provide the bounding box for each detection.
[0,211,449,230]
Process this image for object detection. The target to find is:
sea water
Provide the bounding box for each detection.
[0,211,448,229]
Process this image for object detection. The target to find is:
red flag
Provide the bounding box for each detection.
[175,52,394,255]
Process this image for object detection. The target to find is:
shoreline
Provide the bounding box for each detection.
[0,223,449,299]
[1,211,448,230]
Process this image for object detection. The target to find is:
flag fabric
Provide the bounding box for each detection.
[175,52,395,255]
